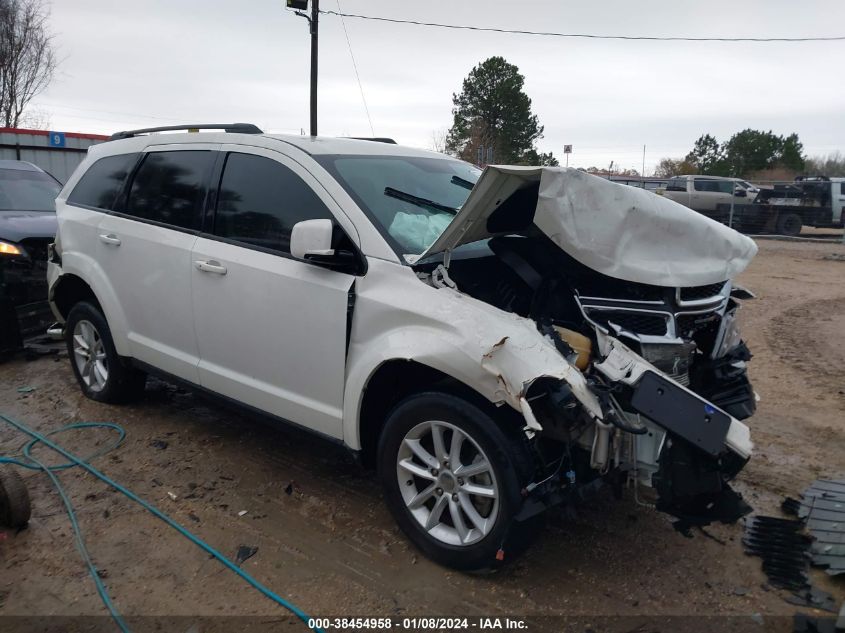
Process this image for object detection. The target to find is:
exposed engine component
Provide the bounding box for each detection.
[418,228,756,526]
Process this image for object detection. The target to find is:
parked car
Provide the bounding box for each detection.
[661,175,752,218]
[0,160,61,352]
[48,124,758,570]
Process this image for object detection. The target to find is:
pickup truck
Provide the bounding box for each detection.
[660,175,845,235]
[660,175,753,219]
[731,177,845,236]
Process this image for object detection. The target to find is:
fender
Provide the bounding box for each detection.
[342,259,603,450]
[51,250,132,357]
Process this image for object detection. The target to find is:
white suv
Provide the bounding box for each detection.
[48,124,758,570]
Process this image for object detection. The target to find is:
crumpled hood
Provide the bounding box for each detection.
[0,210,57,243]
[417,166,758,287]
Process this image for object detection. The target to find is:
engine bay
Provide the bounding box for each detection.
[413,228,757,527]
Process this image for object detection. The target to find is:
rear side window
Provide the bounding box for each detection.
[67,153,138,210]
[214,152,334,253]
[666,177,687,191]
[694,179,732,193]
[125,151,214,230]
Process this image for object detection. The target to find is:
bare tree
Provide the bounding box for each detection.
[430,128,448,154]
[0,0,57,128]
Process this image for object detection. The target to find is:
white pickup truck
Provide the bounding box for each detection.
[660,175,755,216]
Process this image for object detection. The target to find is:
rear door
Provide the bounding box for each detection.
[96,145,218,381]
[190,146,357,438]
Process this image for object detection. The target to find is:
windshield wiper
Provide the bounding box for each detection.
[384,187,457,215]
[450,175,476,191]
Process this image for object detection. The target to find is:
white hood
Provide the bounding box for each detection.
[417,166,758,287]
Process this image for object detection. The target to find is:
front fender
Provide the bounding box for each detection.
[343,259,603,449]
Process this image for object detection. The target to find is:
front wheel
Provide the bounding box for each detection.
[378,392,539,571]
[66,302,146,403]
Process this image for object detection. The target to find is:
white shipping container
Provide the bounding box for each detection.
[0,127,109,184]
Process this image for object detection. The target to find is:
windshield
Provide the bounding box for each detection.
[316,154,481,255]
[0,167,61,211]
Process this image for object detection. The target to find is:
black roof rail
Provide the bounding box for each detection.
[109,123,263,141]
[348,137,397,144]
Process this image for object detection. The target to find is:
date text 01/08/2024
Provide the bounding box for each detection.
[307,617,528,630]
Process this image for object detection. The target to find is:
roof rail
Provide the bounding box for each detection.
[348,137,397,144]
[109,123,263,141]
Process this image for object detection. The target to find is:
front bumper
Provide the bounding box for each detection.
[0,240,52,351]
[592,332,753,523]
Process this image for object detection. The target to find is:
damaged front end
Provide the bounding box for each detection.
[412,167,760,528]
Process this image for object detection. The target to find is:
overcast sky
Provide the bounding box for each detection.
[32,0,845,173]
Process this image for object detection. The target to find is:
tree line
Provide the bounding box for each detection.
[655,130,808,180]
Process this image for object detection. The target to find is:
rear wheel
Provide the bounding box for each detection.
[378,392,539,571]
[66,302,146,403]
[776,212,802,236]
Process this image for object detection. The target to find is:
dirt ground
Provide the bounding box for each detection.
[1,237,844,632]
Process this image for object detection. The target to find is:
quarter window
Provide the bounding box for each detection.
[67,153,139,210]
[125,151,214,230]
[214,152,334,253]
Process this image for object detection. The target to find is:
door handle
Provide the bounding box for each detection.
[98,233,121,246]
[194,260,228,275]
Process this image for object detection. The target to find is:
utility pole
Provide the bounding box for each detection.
[310,0,319,136]
[289,0,319,136]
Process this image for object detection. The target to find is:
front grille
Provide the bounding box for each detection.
[586,309,668,336]
[679,282,726,302]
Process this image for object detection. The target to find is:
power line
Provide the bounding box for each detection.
[336,0,375,136]
[320,10,845,43]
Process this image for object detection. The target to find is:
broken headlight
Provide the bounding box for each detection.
[714,308,742,359]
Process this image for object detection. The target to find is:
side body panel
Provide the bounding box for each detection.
[191,144,358,439]
[95,213,200,381]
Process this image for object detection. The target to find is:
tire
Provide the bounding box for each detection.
[378,391,539,571]
[776,213,802,236]
[0,466,31,529]
[65,302,146,403]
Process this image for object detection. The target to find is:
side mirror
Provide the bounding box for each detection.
[734,188,747,197]
[291,219,334,260]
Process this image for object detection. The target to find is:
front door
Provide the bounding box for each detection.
[190,147,356,438]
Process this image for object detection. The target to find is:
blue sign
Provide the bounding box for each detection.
[48,131,66,147]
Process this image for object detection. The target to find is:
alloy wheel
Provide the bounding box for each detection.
[396,420,500,546]
[72,319,109,392]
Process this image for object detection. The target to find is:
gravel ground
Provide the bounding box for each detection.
[0,237,843,632]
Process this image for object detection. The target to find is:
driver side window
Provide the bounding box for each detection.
[214,152,334,254]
